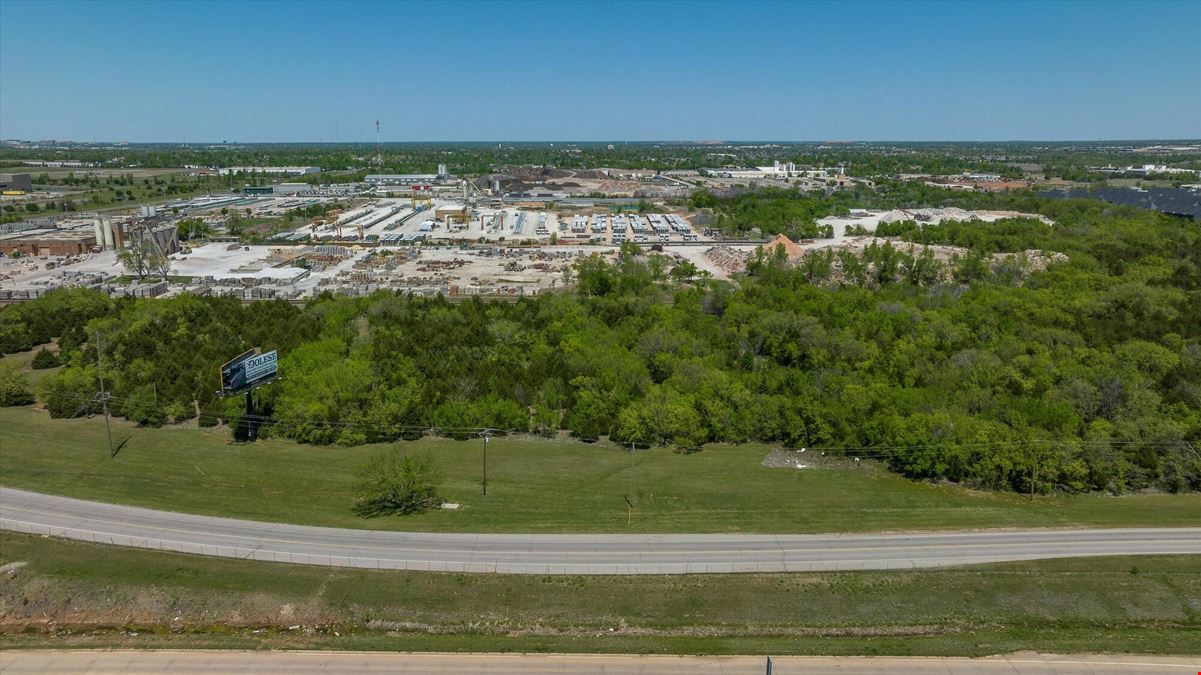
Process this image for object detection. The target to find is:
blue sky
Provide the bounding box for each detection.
[1,0,1198,142]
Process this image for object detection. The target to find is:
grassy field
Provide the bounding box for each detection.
[1,532,1198,655]
[32,168,191,180]
[0,347,60,387]
[3,405,1200,533]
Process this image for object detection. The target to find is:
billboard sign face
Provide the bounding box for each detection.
[220,349,278,395]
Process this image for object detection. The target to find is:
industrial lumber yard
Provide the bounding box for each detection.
[1,192,723,300]
[0,189,1076,300]
[3,0,1201,671]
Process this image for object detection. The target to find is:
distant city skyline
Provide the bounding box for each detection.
[2,0,1199,142]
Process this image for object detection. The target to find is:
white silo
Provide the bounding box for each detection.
[101,217,114,249]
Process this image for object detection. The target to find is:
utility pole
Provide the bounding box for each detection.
[94,331,114,458]
[481,430,490,496]
[630,442,636,507]
[244,389,255,441]
[628,442,637,526]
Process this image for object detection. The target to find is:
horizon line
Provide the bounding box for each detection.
[6,137,1201,145]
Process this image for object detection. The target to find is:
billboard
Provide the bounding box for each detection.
[220,349,278,396]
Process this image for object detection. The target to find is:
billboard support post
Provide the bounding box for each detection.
[234,389,257,442]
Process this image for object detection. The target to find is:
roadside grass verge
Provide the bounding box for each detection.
[2,405,1200,533]
[1,533,1198,655]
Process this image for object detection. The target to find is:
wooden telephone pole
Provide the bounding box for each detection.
[481,430,490,496]
[94,331,114,458]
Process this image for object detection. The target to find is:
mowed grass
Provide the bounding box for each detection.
[1,532,1198,655]
[0,348,61,388]
[2,405,1201,533]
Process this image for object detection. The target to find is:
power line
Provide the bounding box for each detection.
[34,391,1199,456]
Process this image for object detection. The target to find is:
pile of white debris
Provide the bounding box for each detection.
[704,246,751,276]
[876,207,1055,226]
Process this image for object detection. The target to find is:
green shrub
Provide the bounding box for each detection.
[163,400,189,424]
[353,452,442,517]
[121,385,165,427]
[31,348,60,370]
[0,367,34,406]
[36,367,98,417]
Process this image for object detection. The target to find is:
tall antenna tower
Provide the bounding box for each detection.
[375,119,382,168]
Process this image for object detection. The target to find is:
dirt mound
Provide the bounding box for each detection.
[765,234,803,259]
[506,166,572,180]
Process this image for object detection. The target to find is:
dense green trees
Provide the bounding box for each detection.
[3,192,1198,494]
[0,288,112,354]
[698,187,856,239]
[176,218,212,241]
[36,365,97,417]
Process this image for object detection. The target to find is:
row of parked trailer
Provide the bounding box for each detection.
[269,198,323,211]
[282,201,430,243]
[560,213,693,237]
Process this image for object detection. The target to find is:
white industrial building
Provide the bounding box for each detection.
[701,161,796,179]
[272,183,310,195]
[701,162,847,180]
[216,166,321,176]
[365,174,444,186]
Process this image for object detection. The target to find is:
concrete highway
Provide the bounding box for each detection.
[2,651,1198,673]
[2,487,1200,575]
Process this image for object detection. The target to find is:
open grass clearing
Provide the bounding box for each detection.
[0,532,1198,655]
[2,405,1200,533]
[0,346,60,387]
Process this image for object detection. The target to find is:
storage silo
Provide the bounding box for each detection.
[101,217,114,249]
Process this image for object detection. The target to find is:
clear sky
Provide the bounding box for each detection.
[1,0,1198,142]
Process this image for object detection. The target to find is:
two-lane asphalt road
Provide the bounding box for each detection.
[2,487,1199,574]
